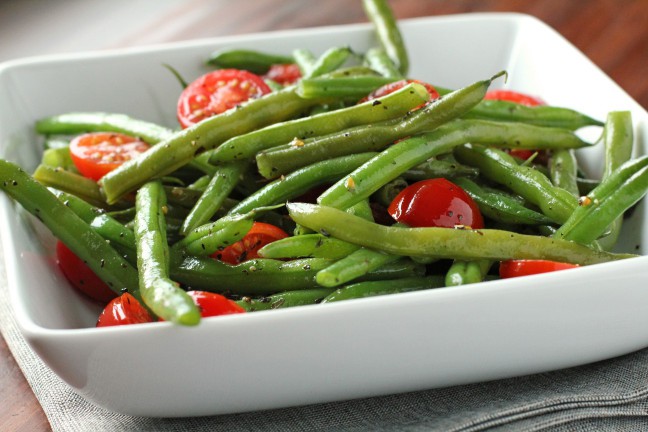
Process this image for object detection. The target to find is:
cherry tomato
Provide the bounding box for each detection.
[359,79,440,107]
[56,241,117,303]
[187,291,246,317]
[177,69,272,128]
[69,132,150,181]
[213,222,289,265]
[263,63,301,85]
[484,89,545,107]
[96,292,154,327]
[499,260,579,278]
[388,178,484,229]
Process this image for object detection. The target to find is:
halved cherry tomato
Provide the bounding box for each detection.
[56,241,116,303]
[388,178,484,229]
[177,69,272,128]
[69,132,150,181]
[484,89,545,107]
[499,259,579,278]
[359,79,440,106]
[263,63,301,85]
[213,222,289,265]
[187,291,246,317]
[96,292,154,327]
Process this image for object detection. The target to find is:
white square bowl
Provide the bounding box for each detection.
[1,13,647,417]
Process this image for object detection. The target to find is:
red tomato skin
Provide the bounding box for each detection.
[214,222,289,265]
[484,89,545,107]
[69,132,150,181]
[96,293,154,327]
[263,63,301,85]
[187,291,246,317]
[499,260,578,278]
[359,79,440,106]
[56,241,116,303]
[388,178,484,229]
[177,69,272,128]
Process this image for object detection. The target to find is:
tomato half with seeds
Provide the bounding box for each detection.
[499,259,579,278]
[214,222,289,265]
[96,292,154,327]
[177,69,272,128]
[263,63,301,85]
[484,89,545,107]
[69,132,150,181]
[388,178,484,229]
[56,241,117,303]
[187,291,246,317]
[359,79,439,106]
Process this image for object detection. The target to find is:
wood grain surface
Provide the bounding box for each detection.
[1,1,647,430]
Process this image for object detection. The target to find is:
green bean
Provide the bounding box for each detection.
[453,177,553,225]
[257,234,360,259]
[316,249,401,287]
[134,181,200,325]
[100,87,328,204]
[549,149,580,196]
[181,161,247,234]
[403,158,480,181]
[603,111,634,178]
[33,164,106,207]
[229,152,376,215]
[42,147,76,171]
[0,160,139,295]
[209,82,430,162]
[297,75,397,99]
[35,112,173,144]
[318,119,589,211]
[362,0,409,75]
[322,276,445,303]
[307,47,354,78]
[461,100,604,130]
[206,48,293,74]
[454,144,579,224]
[287,202,634,265]
[445,259,492,286]
[236,288,335,312]
[292,48,317,76]
[259,73,506,179]
[363,47,402,78]
[555,156,648,245]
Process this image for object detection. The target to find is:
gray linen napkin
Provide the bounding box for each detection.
[3,250,648,431]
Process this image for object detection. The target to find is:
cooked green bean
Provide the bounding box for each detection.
[364,47,402,78]
[362,0,409,75]
[257,233,360,259]
[307,46,354,78]
[135,181,200,325]
[206,48,293,74]
[402,158,480,181]
[316,249,401,287]
[209,82,430,162]
[297,75,397,99]
[318,119,589,211]
[445,259,492,286]
[100,87,329,203]
[287,202,634,265]
[549,149,580,196]
[322,276,445,303]
[0,160,139,295]
[33,164,106,207]
[236,288,335,311]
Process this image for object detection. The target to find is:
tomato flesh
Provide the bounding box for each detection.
[69,132,150,181]
[263,63,301,85]
[484,89,545,107]
[187,291,246,317]
[359,79,439,106]
[96,293,154,327]
[499,260,579,278]
[177,69,272,128]
[56,241,117,303]
[214,222,289,265]
[388,178,484,229]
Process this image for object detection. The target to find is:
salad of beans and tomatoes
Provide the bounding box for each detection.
[0,0,645,327]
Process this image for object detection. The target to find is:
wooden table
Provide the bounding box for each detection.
[1,1,647,430]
